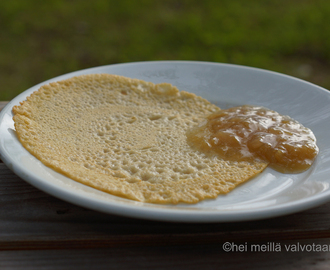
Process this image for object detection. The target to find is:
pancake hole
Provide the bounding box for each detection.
[156,168,165,174]
[129,166,139,174]
[148,115,162,121]
[127,117,137,124]
[140,172,154,181]
[113,171,127,178]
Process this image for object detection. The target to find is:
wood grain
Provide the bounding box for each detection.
[1,162,330,251]
[1,239,330,270]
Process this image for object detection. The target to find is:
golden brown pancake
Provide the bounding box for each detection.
[12,74,268,204]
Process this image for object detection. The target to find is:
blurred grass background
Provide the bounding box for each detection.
[1,0,330,100]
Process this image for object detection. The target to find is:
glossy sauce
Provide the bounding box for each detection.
[187,105,319,173]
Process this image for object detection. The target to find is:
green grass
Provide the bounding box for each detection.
[1,0,330,100]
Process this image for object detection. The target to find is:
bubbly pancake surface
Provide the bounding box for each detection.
[12,74,268,204]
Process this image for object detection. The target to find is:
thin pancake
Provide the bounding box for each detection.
[13,74,268,204]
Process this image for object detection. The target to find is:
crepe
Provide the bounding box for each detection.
[12,74,268,204]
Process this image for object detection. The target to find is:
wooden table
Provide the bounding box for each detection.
[1,101,330,269]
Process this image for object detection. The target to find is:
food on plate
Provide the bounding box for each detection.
[12,74,268,204]
[187,105,319,173]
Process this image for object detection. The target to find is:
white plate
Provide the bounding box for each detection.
[1,61,330,223]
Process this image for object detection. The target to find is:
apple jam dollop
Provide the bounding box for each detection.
[186,105,319,173]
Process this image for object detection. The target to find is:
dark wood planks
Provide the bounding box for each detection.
[1,162,330,251]
[1,240,330,270]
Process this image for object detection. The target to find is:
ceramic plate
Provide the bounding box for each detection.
[1,61,330,223]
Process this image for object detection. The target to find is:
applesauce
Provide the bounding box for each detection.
[187,105,319,173]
